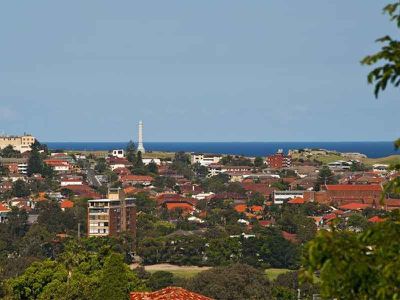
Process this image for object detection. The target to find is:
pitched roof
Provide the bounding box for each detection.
[130,287,213,300]
[60,200,74,209]
[339,203,370,210]
[326,184,382,191]
[120,175,154,182]
[234,204,247,213]
[165,202,194,211]
[250,205,263,212]
[0,203,10,212]
[287,197,305,204]
[368,216,385,223]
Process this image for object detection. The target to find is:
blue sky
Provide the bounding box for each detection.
[0,1,399,142]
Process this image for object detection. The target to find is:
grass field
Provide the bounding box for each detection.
[144,264,211,279]
[265,268,291,281]
[139,264,293,281]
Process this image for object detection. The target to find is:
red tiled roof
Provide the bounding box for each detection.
[130,287,213,300]
[287,197,305,204]
[326,184,382,191]
[0,203,10,212]
[250,205,263,212]
[323,213,337,221]
[368,216,385,223]
[165,202,194,211]
[60,200,74,209]
[282,231,299,243]
[259,220,273,227]
[121,175,153,182]
[339,203,370,210]
[234,204,247,213]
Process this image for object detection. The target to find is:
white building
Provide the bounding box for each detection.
[372,164,389,173]
[112,149,125,158]
[142,158,161,166]
[191,153,221,166]
[273,190,304,204]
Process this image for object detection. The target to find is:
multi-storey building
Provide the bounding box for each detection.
[87,188,136,237]
[0,134,36,153]
[191,153,222,166]
[267,150,291,169]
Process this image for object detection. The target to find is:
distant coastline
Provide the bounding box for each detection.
[45,141,398,159]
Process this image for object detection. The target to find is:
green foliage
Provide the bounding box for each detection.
[271,180,290,191]
[125,140,136,163]
[0,145,21,158]
[314,166,337,191]
[94,158,108,174]
[27,147,44,176]
[134,192,157,214]
[12,179,30,197]
[147,271,174,291]
[6,245,147,300]
[361,1,400,97]
[254,156,264,168]
[184,264,272,300]
[220,155,253,166]
[95,253,131,300]
[302,214,400,299]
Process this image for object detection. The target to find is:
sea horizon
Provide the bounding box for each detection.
[45,141,399,159]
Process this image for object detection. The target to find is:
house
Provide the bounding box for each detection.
[0,203,10,223]
[273,190,304,205]
[339,202,370,211]
[111,149,125,158]
[142,158,161,166]
[60,176,83,187]
[107,157,131,171]
[130,286,213,300]
[120,175,153,186]
[0,157,28,174]
[60,200,74,211]
[44,160,71,172]
[164,201,195,213]
[0,181,13,193]
[287,197,305,204]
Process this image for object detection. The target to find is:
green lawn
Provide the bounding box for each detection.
[265,268,291,281]
[144,264,211,279]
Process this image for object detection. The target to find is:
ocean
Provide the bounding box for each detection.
[45,141,399,158]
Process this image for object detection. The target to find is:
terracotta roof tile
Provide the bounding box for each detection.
[130,287,213,300]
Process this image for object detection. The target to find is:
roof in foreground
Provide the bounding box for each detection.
[130,287,213,300]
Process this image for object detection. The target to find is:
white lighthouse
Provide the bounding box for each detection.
[137,120,145,153]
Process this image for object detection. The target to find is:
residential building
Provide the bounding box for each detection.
[120,175,153,186]
[87,188,136,237]
[0,203,10,223]
[273,190,304,204]
[112,149,125,158]
[324,184,383,206]
[0,134,36,153]
[0,157,28,174]
[267,150,291,169]
[191,153,221,166]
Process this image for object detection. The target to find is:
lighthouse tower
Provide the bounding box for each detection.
[137,120,145,153]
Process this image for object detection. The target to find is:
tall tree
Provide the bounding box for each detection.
[126,140,136,163]
[27,146,43,176]
[95,253,130,300]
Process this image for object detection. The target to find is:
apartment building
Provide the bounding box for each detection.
[0,134,36,153]
[267,150,292,169]
[87,188,136,237]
